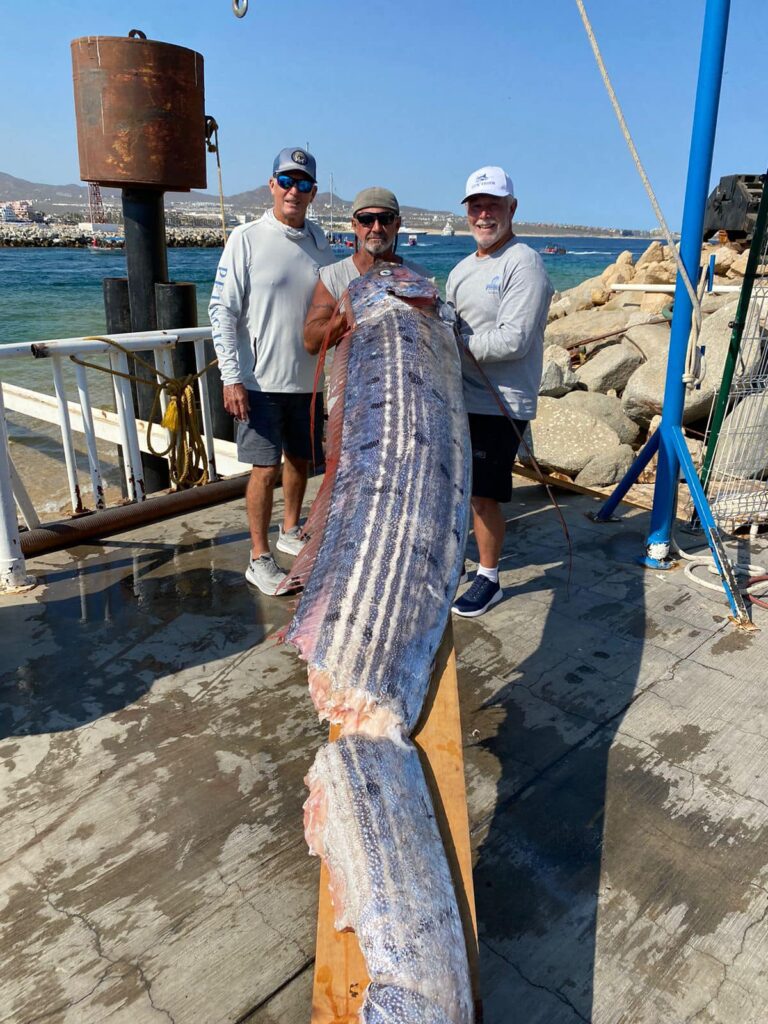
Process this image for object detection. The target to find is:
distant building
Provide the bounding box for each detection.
[1,200,35,222]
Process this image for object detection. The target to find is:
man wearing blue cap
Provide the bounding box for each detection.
[448,165,553,618]
[209,147,335,595]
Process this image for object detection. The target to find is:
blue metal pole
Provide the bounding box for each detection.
[641,0,730,567]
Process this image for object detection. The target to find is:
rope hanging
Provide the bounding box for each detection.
[205,116,229,248]
[71,337,218,489]
[574,0,703,348]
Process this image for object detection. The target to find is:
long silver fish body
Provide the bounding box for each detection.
[282,264,471,738]
[304,734,473,1024]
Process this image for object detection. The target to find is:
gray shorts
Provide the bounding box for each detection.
[236,390,324,466]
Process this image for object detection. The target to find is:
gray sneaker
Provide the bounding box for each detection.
[245,554,288,595]
[276,525,307,557]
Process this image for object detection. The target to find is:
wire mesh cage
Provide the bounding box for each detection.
[698,199,768,533]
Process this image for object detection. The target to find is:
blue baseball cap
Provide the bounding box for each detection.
[272,147,317,182]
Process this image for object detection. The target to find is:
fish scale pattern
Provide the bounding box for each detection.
[285,265,474,1022]
[286,270,471,735]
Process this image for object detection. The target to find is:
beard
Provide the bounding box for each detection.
[470,219,509,249]
[364,235,392,256]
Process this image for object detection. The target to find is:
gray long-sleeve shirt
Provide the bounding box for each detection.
[208,211,336,393]
[446,238,553,418]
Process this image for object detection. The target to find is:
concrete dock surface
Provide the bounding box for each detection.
[2,477,767,1024]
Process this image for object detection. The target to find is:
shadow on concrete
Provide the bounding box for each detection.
[463,493,650,1023]
[0,532,279,740]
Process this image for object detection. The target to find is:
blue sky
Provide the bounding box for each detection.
[2,1,765,229]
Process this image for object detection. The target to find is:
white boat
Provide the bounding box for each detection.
[441,219,455,237]
[407,234,418,247]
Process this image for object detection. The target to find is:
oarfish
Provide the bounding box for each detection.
[281,264,471,738]
[304,734,473,1023]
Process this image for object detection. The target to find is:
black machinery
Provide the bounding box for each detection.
[703,173,766,245]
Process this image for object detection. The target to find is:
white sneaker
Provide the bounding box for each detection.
[245,554,288,596]
[276,525,307,557]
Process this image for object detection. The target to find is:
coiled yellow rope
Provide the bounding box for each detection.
[71,337,218,489]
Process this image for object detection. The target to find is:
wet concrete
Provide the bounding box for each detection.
[1,479,768,1023]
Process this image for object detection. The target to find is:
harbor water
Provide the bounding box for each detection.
[0,234,653,514]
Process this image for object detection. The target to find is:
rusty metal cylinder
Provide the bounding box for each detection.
[71,31,206,191]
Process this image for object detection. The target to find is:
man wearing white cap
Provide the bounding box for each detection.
[448,166,553,617]
[209,146,335,595]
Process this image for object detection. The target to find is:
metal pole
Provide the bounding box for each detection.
[0,384,35,593]
[642,0,730,567]
[122,187,170,492]
[592,0,731,542]
[51,354,85,515]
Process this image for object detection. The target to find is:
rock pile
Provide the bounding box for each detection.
[525,240,749,487]
[0,225,226,248]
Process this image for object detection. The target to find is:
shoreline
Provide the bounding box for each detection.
[1,225,659,249]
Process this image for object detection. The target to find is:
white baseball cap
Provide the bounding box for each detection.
[462,166,515,203]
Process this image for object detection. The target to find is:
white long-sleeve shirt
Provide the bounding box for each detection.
[208,211,336,393]
[446,238,553,418]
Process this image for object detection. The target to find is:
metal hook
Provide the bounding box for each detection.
[232,0,248,17]
[128,28,147,39]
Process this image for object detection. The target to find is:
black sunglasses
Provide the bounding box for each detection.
[275,174,314,194]
[355,211,397,227]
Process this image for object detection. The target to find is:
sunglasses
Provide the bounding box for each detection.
[275,174,314,194]
[355,211,397,227]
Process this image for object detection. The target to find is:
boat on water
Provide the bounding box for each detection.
[441,219,455,237]
[407,234,418,247]
[541,244,567,255]
[89,234,124,251]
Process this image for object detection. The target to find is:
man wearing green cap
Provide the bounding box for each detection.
[303,187,430,354]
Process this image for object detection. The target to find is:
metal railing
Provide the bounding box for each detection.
[0,327,244,592]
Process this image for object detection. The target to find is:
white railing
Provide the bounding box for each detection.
[0,328,247,592]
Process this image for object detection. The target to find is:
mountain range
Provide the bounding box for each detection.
[0,170,649,236]
[0,171,452,220]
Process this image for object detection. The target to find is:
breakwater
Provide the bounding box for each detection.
[0,225,227,248]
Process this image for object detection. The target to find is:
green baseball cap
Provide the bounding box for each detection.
[351,187,400,218]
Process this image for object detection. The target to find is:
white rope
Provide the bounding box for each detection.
[574,0,702,340]
[682,264,709,389]
[671,535,768,595]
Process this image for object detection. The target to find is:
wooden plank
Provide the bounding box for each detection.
[311,623,480,1022]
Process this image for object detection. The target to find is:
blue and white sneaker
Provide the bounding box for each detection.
[451,575,503,618]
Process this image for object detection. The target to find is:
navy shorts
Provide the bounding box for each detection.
[469,413,528,503]
[236,391,324,466]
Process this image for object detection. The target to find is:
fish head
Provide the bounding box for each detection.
[348,262,439,316]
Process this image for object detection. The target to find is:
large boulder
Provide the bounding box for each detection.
[710,395,768,479]
[575,445,635,487]
[539,345,580,397]
[639,292,671,315]
[635,261,676,286]
[554,273,606,315]
[521,396,621,476]
[621,357,713,426]
[623,322,671,361]
[544,307,629,350]
[562,389,641,445]
[636,241,665,267]
[620,298,752,426]
[574,341,644,394]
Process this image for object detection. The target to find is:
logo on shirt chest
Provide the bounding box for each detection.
[485,275,501,295]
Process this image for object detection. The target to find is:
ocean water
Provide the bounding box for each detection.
[0,234,653,513]
[0,234,653,351]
